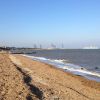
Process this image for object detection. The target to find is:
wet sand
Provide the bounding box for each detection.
[0,53,100,100]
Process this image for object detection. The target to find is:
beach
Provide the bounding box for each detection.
[0,53,100,100]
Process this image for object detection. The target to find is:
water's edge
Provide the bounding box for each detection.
[23,54,100,82]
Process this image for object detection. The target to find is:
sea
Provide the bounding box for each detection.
[22,49,100,82]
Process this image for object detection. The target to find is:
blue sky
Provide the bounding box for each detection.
[0,0,100,48]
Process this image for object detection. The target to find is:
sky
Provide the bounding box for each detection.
[0,0,100,48]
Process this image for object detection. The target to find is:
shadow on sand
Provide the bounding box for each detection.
[15,65,43,100]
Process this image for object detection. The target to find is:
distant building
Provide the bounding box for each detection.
[0,46,11,53]
[40,44,42,49]
[0,47,10,51]
[83,45,99,49]
[51,44,56,49]
[61,43,64,49]
[33,44,37,49]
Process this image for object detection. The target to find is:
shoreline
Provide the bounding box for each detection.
[22,54,100,82]
[12,54,100,100]
[19,54,100,89]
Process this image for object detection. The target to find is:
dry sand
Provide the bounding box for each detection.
[0,53,100,100]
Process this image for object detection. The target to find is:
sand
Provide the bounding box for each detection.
[0,53,100,100]
[0,54,42,100]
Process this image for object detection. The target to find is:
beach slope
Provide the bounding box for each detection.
[11,54,100,100]
[0,53,100,100]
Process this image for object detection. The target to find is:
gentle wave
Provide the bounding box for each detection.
[22,55,100,82]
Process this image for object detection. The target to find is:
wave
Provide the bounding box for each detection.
[22,55,100,82]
